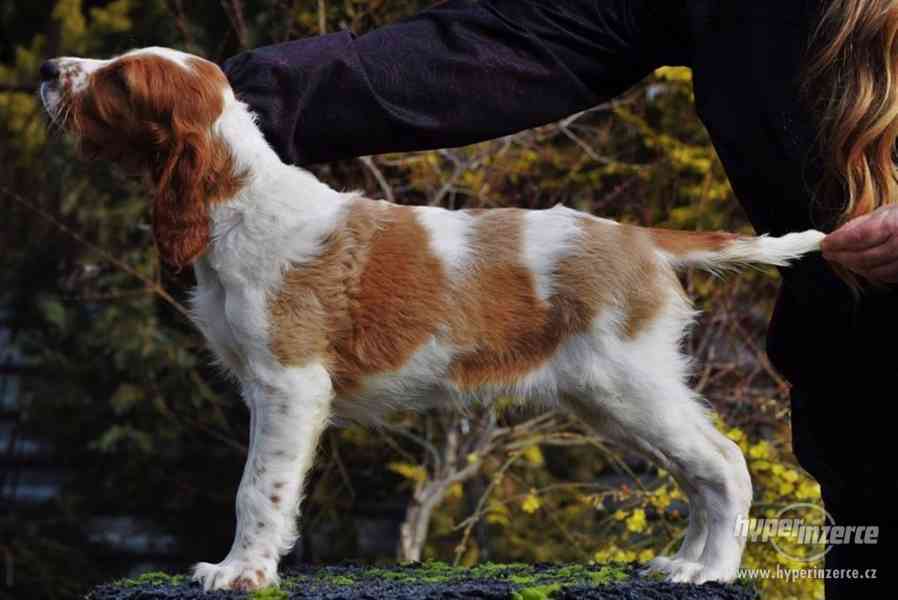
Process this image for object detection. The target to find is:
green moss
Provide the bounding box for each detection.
[319,574,356,587]
[508,573,541,586]
[503,563,628,589]
[589,565,629,584]
[116,571,186,588]
[110,562,630,598]
[365,567,415,582]
[504,564,629,600]
[511,583,562,600]
[469,561,531,577]
[411,560,455,582]
[365,560,459,583]
[351,560,619,588]
[249,586,289,600]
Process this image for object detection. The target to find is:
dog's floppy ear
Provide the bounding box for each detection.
[152,122,213,269]
[119,55,227,270]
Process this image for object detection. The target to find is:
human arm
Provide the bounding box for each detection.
[222,0,689,165]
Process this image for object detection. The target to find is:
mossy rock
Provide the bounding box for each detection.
[88,562,759,600]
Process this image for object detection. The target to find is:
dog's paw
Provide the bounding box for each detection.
[665,559,705,583]
[192,558,278,591]
[643,555,675,575]
[660,558,736,584]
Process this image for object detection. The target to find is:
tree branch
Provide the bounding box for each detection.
[358,156,394,204]
[1,187,191,320]
[221,0,249,49]
[164,0,197,51]
[318,0,327,34]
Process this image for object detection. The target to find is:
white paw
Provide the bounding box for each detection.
[666,559,706,583]
[192,558,278,591]
[662,558,736,584]
[643,555,675,575]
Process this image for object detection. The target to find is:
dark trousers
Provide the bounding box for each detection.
[790,387,895,598]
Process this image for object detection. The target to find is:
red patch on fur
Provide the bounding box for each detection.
[270,201,448,394]
[649,229,739,256]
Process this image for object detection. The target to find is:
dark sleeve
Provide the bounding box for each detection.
[222,0,690,166]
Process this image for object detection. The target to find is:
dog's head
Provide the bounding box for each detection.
[39,47,243,268]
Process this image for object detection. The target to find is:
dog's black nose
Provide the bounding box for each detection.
[40,60,60,82]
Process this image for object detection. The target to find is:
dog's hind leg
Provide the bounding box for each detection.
[563,393,709,568]
[563,376,751,584]
[193,364,333,591]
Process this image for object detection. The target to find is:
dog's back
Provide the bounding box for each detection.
[259,199,820,421]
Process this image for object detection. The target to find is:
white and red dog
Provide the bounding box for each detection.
[40,47,823,591]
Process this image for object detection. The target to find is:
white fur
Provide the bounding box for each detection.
[125,46,195,69]
[658,230,825,272]
[61,57,108,93]
[414,206,475,277]
[521,205,584,301]
[46,49,827,592]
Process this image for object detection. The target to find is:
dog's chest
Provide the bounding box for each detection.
[190,257,256,374]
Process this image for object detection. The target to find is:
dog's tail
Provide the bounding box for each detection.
[648,228,825,273]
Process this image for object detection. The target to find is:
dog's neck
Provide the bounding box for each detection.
[213,90,343,207]
[213,90,284,179]
[199,92,351,283]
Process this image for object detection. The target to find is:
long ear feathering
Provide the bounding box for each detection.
[122,55,239,269]
[153,124,214,270]
[55,52,243,269]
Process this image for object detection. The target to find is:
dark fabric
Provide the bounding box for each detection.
[792,386,895,598]
[820,494,893,598]
[222,0,691,165]
[223,4,897,589]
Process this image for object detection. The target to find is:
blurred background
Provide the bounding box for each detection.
[1,2,823,599]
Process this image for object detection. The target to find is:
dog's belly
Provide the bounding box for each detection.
[330,336,456,422]
[328,332,591,424]
[332,378,451,423]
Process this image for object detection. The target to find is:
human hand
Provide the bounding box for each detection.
[821,205,898,284]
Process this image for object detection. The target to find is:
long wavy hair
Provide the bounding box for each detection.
[803,0,898,234]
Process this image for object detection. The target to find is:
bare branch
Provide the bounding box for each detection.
[318,0,327,34]
[328,430,356,499]
[221,0,249,49]
[380,420,443,469]
[278,0,299,42]
[358,156,394,203]
[557,120,613,164]
[165,0,197,51]
[452,450,521,565]
[1,187,191,320]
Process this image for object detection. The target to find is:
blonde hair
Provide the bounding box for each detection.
[803,0,898,230]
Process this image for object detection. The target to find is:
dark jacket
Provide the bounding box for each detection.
[222,0,897,403]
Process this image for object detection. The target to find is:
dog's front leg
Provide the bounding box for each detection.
[193,364,333,591]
